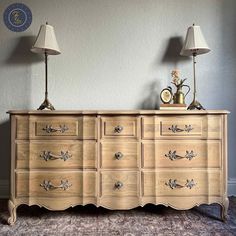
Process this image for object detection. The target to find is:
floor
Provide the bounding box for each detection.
[0,198,236,236]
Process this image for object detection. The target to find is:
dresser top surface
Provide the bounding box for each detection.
[7,110,230,115]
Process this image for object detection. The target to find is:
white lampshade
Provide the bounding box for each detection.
[31,23,61,55]
[180,25,210,56]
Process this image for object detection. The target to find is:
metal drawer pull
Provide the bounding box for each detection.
[114,181,123,189]
[114,152,123,160]
[168,125,193,133]
[40,180,72,191]
[42,124,69,133]
[114,125,123,133]
[165,179,196,189]
[165,150,197,161]
[40,151,72,161]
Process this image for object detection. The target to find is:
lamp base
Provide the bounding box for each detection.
[37,98,55,110]
[187,99,205,110]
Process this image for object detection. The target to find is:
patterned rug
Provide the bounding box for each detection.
[0,197,236,236]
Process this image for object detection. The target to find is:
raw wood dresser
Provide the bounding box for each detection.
[8,110,229,224]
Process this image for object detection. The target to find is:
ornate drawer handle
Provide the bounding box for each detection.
[40,151,72,161]
[114,152,123,160]
[114,125,123,133]
[168,125,193,133]
[40,180,72,191]
[165,179,196,189]
[165,150,197,161]
[42,124,69,133]
[114,181,123,189]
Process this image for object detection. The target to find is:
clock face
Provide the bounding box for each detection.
[160,88,173,104]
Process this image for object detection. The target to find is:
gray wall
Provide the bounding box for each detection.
[0,0,235,196]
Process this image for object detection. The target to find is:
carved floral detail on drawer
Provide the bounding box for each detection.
[168,124,194,133]
[165,179,196,189]
[42,124,69,134]
[40,151,72,161]
[40,180,72,191]
[165,150,197,161]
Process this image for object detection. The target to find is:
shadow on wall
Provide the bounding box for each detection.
[138,80,160,109]
[161,36,190,67]
[5,35,43,64]
[138,37,191,110]
[0,121,10,193]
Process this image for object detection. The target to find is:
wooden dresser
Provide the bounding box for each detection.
[8,110,229,224]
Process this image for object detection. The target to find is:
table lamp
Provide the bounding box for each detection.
[31,22,61,110]
[180,24,210,110]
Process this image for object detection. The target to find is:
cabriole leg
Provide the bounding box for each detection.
[221,198,229,222]
[8,200,17,225]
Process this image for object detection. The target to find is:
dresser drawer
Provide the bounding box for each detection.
[142,140,221,168]
[101,116,138,138]
[16,171,97,198]
[34,118,78,136]
[100,142,139,168]
[160,117,202,136]
[142,170,221,197]
[16,141,97,169]
[22,116,97,140]
[100,171,139,197]
[142,115,222,139]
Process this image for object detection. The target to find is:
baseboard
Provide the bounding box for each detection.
[228,178,236,196]
[0,179,236,199]
[0,180,9,199]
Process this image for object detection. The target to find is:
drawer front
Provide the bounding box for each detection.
[100,171,138,197]
[101,142,139,168]
[16,141,97,169]
[142,170,221,197]
[101,116,138,138]
[16,171,97,198]
[161,118,202,136]
[142,140,221,168]
[142,115,222,139]
[35,119,78,136]
[29,116,97,139]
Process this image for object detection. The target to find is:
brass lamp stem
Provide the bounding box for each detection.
[37,51,55,110]
[193,53,196,101]
[187,52,205,110]
[45,52,48,99]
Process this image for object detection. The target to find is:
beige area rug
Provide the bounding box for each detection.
[0,197,236,236]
